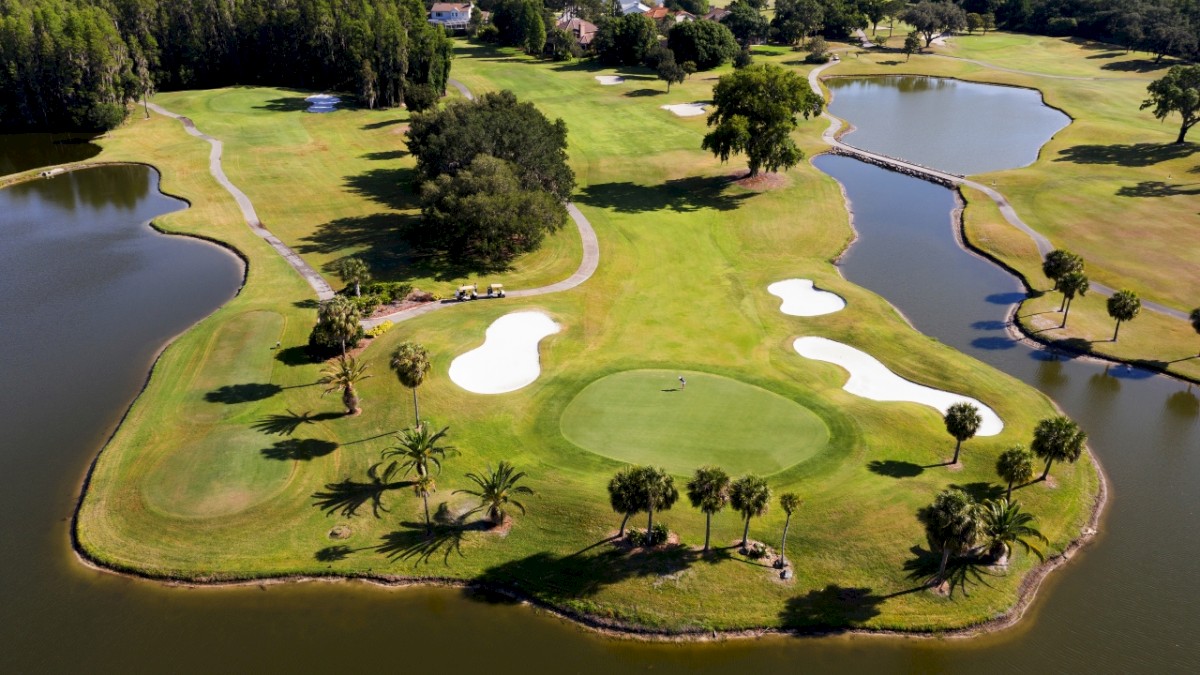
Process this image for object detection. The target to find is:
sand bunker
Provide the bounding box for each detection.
[768,279,846,316]
[661,103,706,117]
[595,75,625,85]
[305,94,341,113]
[449,311,561,395]
[793,336,1003,436]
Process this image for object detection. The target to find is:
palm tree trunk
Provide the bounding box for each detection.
[1113,319,1122,341]
[344,386,358,414]
[1042,457,1054,481]
[1062,297,1073,327]
[412,387,420,428]
[423,492,431,535]
[647,504,654,539]
[619,512,630,537]
[779,514,792,568]
[952,439,962,465]
[355,281,361,297]
[1006,479,1014,501]
[937,546,951,583]
[1059,292,1067,312]
[741,516,750,550]
[703,512,711,552]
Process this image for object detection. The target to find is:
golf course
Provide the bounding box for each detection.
[63,33,1153,635]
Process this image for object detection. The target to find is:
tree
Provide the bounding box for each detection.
[390,342,432,427]
[996,445,1035,501]
[979,499,1046,564]
[917,488,981,583]
[807,36,829,62]
[777,492,801,568]
[1031,416,1087,481]
[318,355,371,415]
[944,401,982,465]
[545,27,582,61]
[771,0,824,47]
[982,12,995,33]
[686,466,730,551]
[730,474,770,550]
[1042,249,1084,309]
[455,461,535,526]
[1143,8,1197,64]
[657,49,687,92]
[667,0,710,14]
[608,467,644,537]
[413,473,437,535]
[965,12,982,34]
[337,257,371,297]
[721,0,769,47]
[407,90,575,201]
[668,19,739,70]
[903,31,921,61]
[702,64,823,178]
[521,0,547,54]
[859,0,889,35]
[901,1,966,48]
[313,296,361,356]
[1141,65,1200,145]
[1106,289,1141,341]
[417,154,568,264]
[379,425,457,479]
[1058,271,1090,328]
[633,465,679,539]
[592,14,659,66]
[1191,308,1200,356]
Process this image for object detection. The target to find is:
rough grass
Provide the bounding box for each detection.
[74,39,1099,634]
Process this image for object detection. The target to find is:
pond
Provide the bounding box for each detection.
[0,132,102,176]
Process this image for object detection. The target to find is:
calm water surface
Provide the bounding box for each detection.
[0,133,102,175]
[3,82,1199,672]
[827,76,1071,174]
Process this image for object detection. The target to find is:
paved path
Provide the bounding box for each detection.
[361,80,601,329]
[148,102,336,301]
[807,62,1188,321]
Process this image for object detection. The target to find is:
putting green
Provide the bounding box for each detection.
[560,370,830,475]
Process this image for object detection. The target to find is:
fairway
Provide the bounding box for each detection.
[559,370,830,475]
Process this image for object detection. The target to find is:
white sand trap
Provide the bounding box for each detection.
[449,311,561,395]
[768,279,846,316]
[793,336,1003,436]
[595,75,625,85]
[305,94,341,113]
[661,103,706,117]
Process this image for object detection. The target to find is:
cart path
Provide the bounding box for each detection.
[147,102,336,301]
[807,62,1187,321]
[362,79,599,328]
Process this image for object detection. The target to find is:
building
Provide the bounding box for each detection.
[618,0,651,15]
[645,6,695,23]
[555,17,599,47]
[702,7,730,21]
[429,3,473,30]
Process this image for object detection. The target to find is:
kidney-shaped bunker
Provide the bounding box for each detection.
[449,311,561,395]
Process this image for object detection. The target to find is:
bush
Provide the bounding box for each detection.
[307,323,365,357]
[733,46,753,69]
[746,541,769,559]
[366,320,394,338]
[404,83,440,113]
[475,24,500,43]
[361,281,414,304]
[627,523,670,547]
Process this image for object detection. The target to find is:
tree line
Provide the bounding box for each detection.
[0,0,453,132]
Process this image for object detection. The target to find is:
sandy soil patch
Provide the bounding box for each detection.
[449,311,560,394]
[733,172,788,191]
[768,279,846,316]
[793,336,1004,436]
[661,103,707,117]
[595,75,625,85]
[305,94,341,113]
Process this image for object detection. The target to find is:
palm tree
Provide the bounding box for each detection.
[777,492,801,569]
[1106,289,1141,341]
[1031,416,1087,481]
[455,461,535,526]
[634,465,678,540]
[317,295,361,355]
[1189,307,1200,356]
[686,466,730,552]
[995,444,1035,501]
[917,488,982,584]
[390,342,432,427]
[944,401,982,465]
[1042,249,1083,310]
[379,425,457,479]
[413,473,436,535]
[337,257,371,297]
[607,466,644,537]
[979,499,1047,564]
[1058,271,1089,328]
[730,474,770,551]
[317,355,371,415]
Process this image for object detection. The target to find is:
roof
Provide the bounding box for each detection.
[703,7,730,20]
[431,3,471,12]
[556,17,598,44]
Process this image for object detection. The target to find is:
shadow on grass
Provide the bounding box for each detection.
[362,118,406,130]
[362,150,409,161]
[376,517,497,565]
[312,467,415,518]
[276,345,316,367]
[950,481,1005,502]
[1101,58,1178,72]
[1055,142,1197,167]
[866,459,924,478]
[261,438,339,461]
[903,546,997,598]
[343,166,420,211]
[576,175,752,214]
[778,585,886,630]
[204,383,282,404]
[253,410,343,436]
[625,88,665,97]
[255,96,311,113]
[315,545,356,562]
[1116,181,1200,198]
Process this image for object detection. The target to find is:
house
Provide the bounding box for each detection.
[702,7,730,21]
[429,3,472,30]
[555,17,599,47]
[618,0,651,15]
[645,6,695,23]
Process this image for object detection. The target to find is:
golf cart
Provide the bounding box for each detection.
[455,284,478,301]
[487,283,505,298]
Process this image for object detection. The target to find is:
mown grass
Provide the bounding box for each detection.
[75,39,1098,634]
[830,33,1200,381]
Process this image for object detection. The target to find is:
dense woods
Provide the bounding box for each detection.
[0,0,452,132]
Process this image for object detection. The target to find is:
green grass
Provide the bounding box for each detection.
[73,38,1100,634]
[560,369,830,475]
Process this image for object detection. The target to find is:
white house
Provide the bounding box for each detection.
[429,3,473,30]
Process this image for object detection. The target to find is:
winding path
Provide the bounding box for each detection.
[147,102,336,301]
[807,63,1187,321]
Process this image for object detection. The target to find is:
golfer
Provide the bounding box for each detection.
[679,376,686,389]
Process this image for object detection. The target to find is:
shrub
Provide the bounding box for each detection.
[746,541,769,559]
[362,281,414,304]
[366,321,394,338]
[627,523,670,547]
[475,24,500,43]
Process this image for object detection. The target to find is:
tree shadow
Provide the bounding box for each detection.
[1055,143,1197,167]
[376,517,497,566]
[950,482,1005,502]
[778,585,886,630]
[255,96,311,113]
[362,118,406,130]
[315,545,355,561]
[866,459,924,478]
[204,383,282,404]
[252,410,343,436]
[984,291,1027,305]
[362,150,409,161]
[575,175,753,214]
[903,545,997,598]
[261,438,339,461]
[971,336,1018,350]
[276,345,316,367]
[1101,58,1177,73]
[1116,181,1200,198]
[970,320,1009,330]
[343,167,420,211]
[312,470,414,518]
[625,88,665,97]
[1085,51,1124,60]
